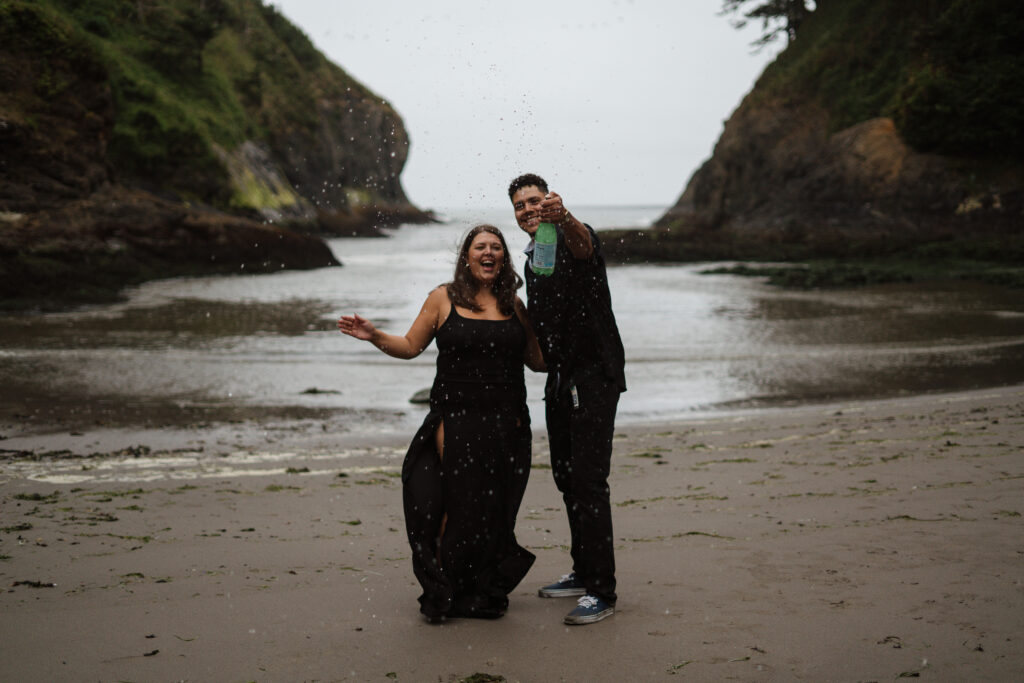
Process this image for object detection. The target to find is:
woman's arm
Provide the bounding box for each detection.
[516,297,547,373]
[338,287,446,359]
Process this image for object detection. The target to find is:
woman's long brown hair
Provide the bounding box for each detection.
[447,224,523,317]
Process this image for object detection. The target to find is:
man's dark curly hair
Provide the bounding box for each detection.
[507,173,549,200]
[447,224,522,317]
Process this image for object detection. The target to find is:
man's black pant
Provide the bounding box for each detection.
[545,375,620,605]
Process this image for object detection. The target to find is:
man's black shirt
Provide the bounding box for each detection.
[524,224,626,396]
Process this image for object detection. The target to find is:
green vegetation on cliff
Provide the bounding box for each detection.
[605,0,1022,289]
[1,0,427,310]
[755,0,1024,159]
[0,0,404,212]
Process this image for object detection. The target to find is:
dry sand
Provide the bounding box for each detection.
[2,385,1023,682]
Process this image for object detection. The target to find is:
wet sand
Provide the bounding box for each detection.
[1,385,1023,682]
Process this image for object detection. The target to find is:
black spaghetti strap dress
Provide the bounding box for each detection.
[401,304,536,620]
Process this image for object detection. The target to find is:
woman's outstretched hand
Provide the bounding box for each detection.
[338,314,377,341]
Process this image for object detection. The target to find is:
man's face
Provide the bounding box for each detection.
[511,185,546,236]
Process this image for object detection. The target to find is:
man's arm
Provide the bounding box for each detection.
[540,192,593,260]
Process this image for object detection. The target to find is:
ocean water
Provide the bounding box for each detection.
[2,205,1024,442]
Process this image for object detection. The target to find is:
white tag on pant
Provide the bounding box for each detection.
[570,385,579,409]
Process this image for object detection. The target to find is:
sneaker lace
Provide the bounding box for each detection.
[559,573,575,583]
[577,595,598,608]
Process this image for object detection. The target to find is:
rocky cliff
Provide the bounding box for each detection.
[610,0,1022,265]
[0,0,431,308]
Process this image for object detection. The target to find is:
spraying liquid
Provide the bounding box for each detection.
[531,222,557,276]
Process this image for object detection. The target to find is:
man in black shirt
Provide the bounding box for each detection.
[508,173,626,625]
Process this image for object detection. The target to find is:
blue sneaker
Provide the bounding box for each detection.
[538,572,586,598]
[564,594,614,625]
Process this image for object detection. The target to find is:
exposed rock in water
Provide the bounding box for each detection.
[301,387,341,395]
[0,186,339,309]
[409,388,431,404]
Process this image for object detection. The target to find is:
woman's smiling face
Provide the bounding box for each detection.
[467,231,505,284]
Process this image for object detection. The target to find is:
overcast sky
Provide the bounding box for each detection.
[270,0,783,211]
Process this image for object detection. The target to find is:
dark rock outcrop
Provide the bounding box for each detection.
[0,186,338,308]
[654,100,1004,253]
[610,0,1022,264]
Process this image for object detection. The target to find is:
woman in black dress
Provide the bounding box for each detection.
[338,225,545,621]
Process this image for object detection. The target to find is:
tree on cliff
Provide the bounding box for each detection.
[721,0,815,49]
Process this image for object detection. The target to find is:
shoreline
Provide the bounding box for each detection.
[2,383,1023,681]
[5,379,1023,462]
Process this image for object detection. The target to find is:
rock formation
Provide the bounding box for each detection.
[656,100,989,253]
[615,0,1022,263]
[0,0,431,308]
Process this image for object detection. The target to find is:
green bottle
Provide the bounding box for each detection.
[531,222,557,276]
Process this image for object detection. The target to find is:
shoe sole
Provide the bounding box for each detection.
[564,607,614,625]
[537,587,587,598]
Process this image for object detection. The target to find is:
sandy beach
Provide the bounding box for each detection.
[2,384,1022,682]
